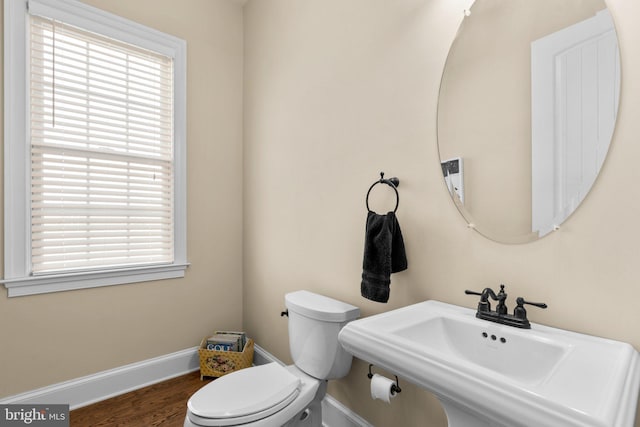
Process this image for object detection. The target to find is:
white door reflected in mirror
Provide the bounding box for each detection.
[531,9,619,237]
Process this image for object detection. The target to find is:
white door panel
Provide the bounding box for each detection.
[531,9,619,236]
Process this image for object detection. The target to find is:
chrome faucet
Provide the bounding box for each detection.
[465,285,547,329]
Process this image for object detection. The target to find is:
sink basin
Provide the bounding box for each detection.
[338,300,640,427]
[395,315,569,385]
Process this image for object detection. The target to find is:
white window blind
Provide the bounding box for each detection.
[29,15,175,274]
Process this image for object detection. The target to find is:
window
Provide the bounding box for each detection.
[4,0,188,296]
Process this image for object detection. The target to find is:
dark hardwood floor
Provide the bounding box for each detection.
[70,371,212,427]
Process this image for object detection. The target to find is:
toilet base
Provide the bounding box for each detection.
[281,381,326,427]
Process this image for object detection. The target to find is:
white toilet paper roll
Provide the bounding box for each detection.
[370,374,397,403]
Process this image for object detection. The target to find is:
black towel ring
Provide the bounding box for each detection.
[366,172,400,213]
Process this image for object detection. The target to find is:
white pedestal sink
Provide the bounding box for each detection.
[338,301,640,427]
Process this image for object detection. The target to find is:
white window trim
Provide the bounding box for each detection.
[3,0,188,297]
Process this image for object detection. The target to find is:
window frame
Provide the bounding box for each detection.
[3,0,188,297]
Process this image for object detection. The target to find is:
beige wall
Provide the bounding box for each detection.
[0,0,244,397]
[243,0,640,426]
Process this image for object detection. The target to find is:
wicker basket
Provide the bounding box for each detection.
[198,338,254,380]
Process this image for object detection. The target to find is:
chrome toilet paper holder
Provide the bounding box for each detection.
[367,364,402,394]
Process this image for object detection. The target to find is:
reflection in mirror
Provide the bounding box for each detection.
[437,0,620,243]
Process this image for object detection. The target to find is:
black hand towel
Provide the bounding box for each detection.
[361,211,408,303]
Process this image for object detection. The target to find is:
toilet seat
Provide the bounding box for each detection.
[187,363,302,426]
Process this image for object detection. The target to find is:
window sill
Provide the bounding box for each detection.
[2,263,190,297]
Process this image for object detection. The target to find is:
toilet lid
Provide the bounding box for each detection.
[188,363,301,423]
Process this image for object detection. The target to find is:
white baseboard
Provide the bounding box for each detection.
[0,347,200,410]
[253,342,283,366]
[0,343,371,426]
[321,395,373,427]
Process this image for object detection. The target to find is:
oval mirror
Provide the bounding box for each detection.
[437,0,621,243]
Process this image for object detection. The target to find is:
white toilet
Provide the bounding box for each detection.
[184,290,360,427]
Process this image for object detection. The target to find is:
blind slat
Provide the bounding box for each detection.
[29,58,173,94]
[33,231,172,240]
[31,128,173,156]
[32,258,172,273]
[32,143,174,165]
[31,105,173,136]
[33,223,170,233]
[31,79,173,109]
[30,18,174,62]
[31,86,173,120]
[29,45,173,83]
[31,98,173,127]
[29,67,173,104]
[33,243,173,257]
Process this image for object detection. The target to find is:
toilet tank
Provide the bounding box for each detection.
[285,291,360,380]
